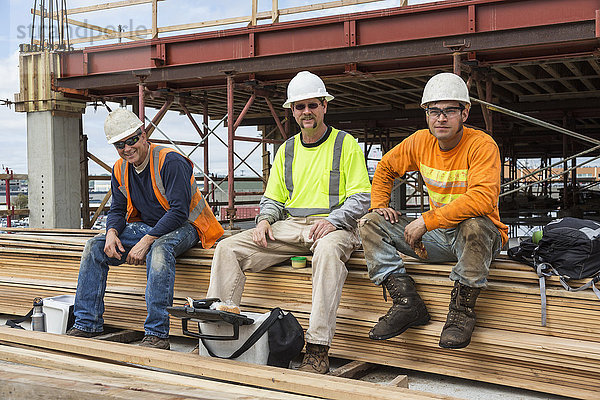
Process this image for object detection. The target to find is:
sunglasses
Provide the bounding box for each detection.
[114,132,142,149]
[294,102,321,111]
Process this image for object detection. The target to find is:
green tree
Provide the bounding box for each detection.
[14,194,28,209]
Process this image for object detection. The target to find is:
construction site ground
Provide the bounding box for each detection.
[0,315,567,400]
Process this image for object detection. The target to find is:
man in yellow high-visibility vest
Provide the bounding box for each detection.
[207,71,371,373]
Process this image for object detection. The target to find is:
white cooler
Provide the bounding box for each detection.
[42,295,75,334]
[198,311,270,365]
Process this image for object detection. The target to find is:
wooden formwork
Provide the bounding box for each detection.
[0,229,598,399]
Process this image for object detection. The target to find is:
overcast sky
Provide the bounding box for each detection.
[0,0,432,175]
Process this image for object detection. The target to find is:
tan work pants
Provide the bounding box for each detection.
[207,217,360,346]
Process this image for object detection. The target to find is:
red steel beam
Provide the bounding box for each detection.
[233,135,284,145]
[59,0,600,80]
[233,93,256,131]
[264,97,287,140]
[145,97,173,138]
[58,24,598,93]
[180,103,206,144]
[138,82,145,133]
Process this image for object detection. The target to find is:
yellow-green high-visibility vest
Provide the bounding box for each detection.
[264,127,371,217]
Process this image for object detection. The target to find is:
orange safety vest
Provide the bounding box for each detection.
[113,143,223,249]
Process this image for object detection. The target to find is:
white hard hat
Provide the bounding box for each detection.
[104,108,143,144]
[283,71,334,108]
[421,72,471,108]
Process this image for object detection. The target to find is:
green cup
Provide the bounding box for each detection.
[290,256,307,269]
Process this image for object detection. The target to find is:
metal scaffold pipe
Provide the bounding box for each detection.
[500,153,600,197]
[471,98,600,146]
[143,117,227,196]
[501,143,600,189]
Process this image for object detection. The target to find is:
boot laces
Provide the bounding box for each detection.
[379,298,408,322]
[446,308,472,330]
[452,284,480,308]
[382,276,403,302]
[300,346,327,369]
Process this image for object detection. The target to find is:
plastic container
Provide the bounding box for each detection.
[198,311,270,365]
[42,295,75,334]
[291,256,307,269]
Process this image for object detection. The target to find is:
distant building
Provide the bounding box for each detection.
[0,179,28,195]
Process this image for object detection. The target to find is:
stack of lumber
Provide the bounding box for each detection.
[0,329,446,400]
[1,229,599,399]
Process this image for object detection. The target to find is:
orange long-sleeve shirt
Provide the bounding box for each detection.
[371,127,508,245]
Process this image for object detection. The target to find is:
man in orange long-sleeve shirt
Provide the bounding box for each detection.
[359,73,508,349]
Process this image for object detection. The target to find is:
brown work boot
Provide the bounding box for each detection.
[66,327,103,338]
[369,274,430,340]
[439,281,481,349]
[297,343,329,374]
[140,335,170,350]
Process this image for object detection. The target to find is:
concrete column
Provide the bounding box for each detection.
[15,51,87,229]
[26,111,82,228]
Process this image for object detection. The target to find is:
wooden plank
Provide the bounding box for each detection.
[251,0,258,26]
[388,374,409,388]
[2,231,600,399]
[0,328,455,400]
[1,368,175,400]
[57,0,164,16]
[72,0,388,44]
[257,0,386,19]
[272,0,280,23]
[157,16,252,35]
[152,0,158,38]
[0,345,315,400]
[68,29,152,45]
[0,209,29,216]
[89,190,112,227]
[0,173,28,180]
[330,360,374,378]
[32,9,145,41]
[0,227,99,235]
[87,152,113,173]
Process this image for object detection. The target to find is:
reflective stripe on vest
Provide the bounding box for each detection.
[151,145,207,221]
[284,130,347,217]
[188,178,205,222]
[119,161,128,198]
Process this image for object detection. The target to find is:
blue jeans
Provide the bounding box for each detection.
[359,213,501,288]
[72,222,199,338]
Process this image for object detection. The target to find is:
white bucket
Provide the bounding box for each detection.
[42,295,75,334]
[198,311,270,365]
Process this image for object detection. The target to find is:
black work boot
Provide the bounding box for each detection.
[369,274,430,340]
[439,281,481,349]
[297,343,330,374]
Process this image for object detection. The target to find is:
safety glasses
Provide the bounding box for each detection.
[294,102,321,111]
[425,106,464,119]
[114,132,142,149]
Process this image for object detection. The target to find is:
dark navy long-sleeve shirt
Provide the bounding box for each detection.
[106,151,194,237]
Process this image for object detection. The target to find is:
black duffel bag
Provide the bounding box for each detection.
[199,307,305,368]
[509,217,600,326]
